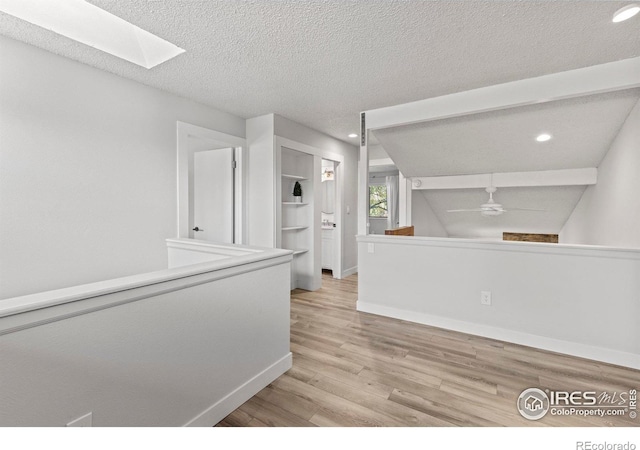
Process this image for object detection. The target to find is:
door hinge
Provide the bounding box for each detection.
[232,160,237,169]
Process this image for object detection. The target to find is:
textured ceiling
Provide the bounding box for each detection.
[2,1,638,239]
[373,89,640,177]
[1,1,639,143]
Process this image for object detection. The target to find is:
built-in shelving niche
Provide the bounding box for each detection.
[278,147,319,290]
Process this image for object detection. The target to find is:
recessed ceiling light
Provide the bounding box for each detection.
[612,4,640,22]
[0,0,185,69]
[536,133,552,142]
[348,133,358,138]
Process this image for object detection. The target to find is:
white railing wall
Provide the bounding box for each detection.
[357,235,640,369]
[0,244,292,426]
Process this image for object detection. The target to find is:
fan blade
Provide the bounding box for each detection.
[446,208,484,212]
[505,207,546,212]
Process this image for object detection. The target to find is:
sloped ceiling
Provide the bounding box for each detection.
[1,1,639,143]
[373,89,640,238]
[372,89,640,177]
[419,186,589,238]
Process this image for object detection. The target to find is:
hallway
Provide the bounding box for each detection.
[218,274,639,427]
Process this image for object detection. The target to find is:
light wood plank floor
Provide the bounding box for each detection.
[218,273,640,427]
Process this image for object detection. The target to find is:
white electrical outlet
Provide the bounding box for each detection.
[367,243,375,253]
[67,412,92,427]
[480,291,492,306]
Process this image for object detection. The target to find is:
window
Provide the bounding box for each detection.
[369,184,388,218]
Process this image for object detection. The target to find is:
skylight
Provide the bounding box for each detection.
[0,0,185,69]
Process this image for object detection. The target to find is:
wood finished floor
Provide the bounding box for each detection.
[218,273,640,427]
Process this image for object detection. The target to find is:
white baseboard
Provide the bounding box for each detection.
[357,302,640,370]
[341,266,358,278]
[184,352,293,427]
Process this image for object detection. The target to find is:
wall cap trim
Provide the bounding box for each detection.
[0,241,291,319]
[357,234,640,260]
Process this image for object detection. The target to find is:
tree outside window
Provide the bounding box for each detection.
[369,184,388,218]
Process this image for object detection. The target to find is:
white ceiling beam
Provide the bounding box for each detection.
[411,168,597,190]
[412,173,491,190]
[365,57,640,131]
[494,168,597,188]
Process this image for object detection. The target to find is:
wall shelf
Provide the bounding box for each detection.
[278,147,318,291]
[282,174,307,181]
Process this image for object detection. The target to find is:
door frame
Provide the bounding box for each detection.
[176,121,247,243]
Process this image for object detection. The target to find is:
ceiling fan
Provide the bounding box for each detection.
[446,187,545,217]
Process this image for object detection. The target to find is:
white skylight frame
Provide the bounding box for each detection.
[0,0,185,69]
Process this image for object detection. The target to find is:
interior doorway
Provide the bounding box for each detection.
[321,159,338,277]
[177,122,246,244]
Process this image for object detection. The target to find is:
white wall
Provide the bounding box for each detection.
[368,219,388,235]
[368,144,389,160]
[0,254,291,426]
[561,99,640,249]
[246,114,276,248]
[411,191,448,237]
[0,36,245,299]
[357,235,640,369]
[274,115,359,274]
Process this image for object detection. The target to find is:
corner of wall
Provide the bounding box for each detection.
[558,187,591,245]
[558,97,640,248]
[411,191,448,237]
[245,115,277,248]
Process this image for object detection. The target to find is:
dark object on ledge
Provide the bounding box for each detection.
[503,232,558,243]
[293,181,302,197]
[385,226,414,236]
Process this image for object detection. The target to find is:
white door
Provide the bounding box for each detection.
[192,148,234,243]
